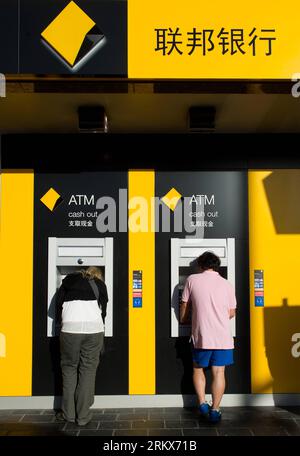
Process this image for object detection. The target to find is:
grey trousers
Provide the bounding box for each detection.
[60,332,104,425]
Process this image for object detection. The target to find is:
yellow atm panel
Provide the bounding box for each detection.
[128,171,156,395]
[249,170,300,393]
[0,171,34,395]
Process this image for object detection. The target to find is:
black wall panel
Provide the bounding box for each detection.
[32,171,128,395]
[0,0,19,73]
[155,172,250,394]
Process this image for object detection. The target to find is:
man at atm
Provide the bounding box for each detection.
[180,251,236,423]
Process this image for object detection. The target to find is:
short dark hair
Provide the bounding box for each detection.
[197,251,220,271]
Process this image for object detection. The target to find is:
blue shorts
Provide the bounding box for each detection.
[192,348,234,367]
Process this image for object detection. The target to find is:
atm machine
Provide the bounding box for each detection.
[171,238,236,337]
[47,237,113,337]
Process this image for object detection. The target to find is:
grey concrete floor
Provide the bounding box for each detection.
[0,406,300,436]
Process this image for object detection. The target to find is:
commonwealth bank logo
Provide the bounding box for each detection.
[40,188,63,212]
[41,1,105,71]
[161,188,182,211]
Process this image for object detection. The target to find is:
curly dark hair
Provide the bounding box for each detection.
[197,251,220,271]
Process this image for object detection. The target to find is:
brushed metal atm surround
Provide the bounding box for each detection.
[47,237,113,337]
[171,238,236,337]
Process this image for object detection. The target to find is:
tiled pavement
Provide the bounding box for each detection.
[0,407,299,436]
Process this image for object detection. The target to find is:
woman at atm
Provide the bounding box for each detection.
[55,266,108,426]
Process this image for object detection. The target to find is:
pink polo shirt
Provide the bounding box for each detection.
[182,271,236,349]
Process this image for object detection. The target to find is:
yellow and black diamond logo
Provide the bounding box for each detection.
[40,188,63,212]
[41,1,105,70]
[161,188,182,211]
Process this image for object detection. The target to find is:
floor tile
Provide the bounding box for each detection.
[148,429,183,436]
[93,414,117,421]
[217,428,253,436]
[0,415,25,423]
[114,429,148,436]
[21,415,55,423]
[12,410,43,415]
[182,428,218,436]
[132,420,164,429]
[251,426,288,436]
[100,421,132,430]
[165,420,199,429]
[65,421,99,431]
[79,430,114,436]
[118,413,148,421]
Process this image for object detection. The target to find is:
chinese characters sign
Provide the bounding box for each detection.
[128,0,300,78]
[155,28,276,57]
[1,0,300,78]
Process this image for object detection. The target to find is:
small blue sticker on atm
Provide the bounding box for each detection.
[255,296,264,307]
[133,297,142,308]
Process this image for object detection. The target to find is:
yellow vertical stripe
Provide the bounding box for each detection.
[249,170,300,393]
[249,171,273,393]
[128,171,155,394]
[0,170,34,395]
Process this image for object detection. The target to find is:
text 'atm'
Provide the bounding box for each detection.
[171,238,236,337]
[47,237,113,337]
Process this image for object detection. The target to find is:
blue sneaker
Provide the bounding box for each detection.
[209,409,222,423]
[198,402,210,418]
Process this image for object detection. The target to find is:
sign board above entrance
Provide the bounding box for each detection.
[0,1,299,79]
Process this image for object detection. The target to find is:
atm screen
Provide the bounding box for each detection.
[179,266,227,288]
[179,266,196,286]
[219,266,227,280]
[56,266,105,288]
